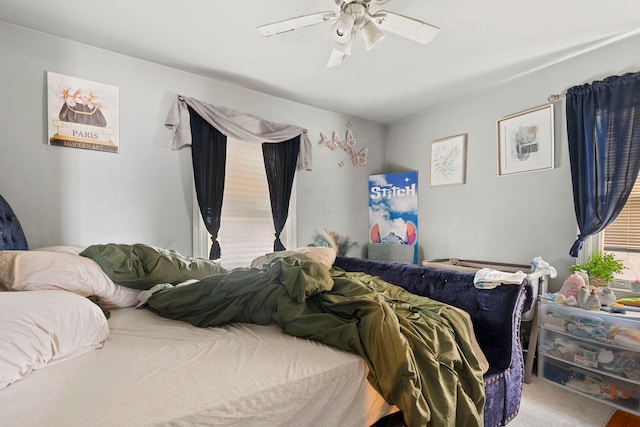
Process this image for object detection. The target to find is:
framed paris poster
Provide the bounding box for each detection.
[47,71,119,153]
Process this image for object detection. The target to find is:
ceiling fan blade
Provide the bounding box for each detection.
[371,10,439,44]
[257,11,338,36]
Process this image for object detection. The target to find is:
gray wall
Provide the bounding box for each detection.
[0,22,386,256]
[386,33,640,291]
[3,21,640,289]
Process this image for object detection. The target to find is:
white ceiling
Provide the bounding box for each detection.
[2,0,640,124]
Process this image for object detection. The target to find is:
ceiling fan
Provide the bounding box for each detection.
[257,0,439,68]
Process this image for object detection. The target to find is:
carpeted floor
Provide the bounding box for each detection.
[510,374,617,427]
[372,373,634,427]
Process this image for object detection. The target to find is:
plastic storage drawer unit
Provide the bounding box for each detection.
[538,301,640,415]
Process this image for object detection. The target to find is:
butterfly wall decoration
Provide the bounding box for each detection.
[319,130,368,166]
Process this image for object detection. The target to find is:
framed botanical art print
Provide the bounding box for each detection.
[497,104,554,176]
[430,134,467,186]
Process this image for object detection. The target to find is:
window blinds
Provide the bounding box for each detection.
[217,139,275,269]
[604,174,640,252]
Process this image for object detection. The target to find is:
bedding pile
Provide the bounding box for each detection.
[81,244,486,427]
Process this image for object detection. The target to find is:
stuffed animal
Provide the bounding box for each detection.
[560,273,585,299]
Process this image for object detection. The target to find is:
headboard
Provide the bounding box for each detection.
[0,195,28,250]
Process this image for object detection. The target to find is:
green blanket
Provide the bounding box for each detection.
[143,254,484,427]
[80,243,228,290]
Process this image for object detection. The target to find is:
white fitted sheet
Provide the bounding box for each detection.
[0,307,395,426]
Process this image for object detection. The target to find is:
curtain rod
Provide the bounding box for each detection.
[545,27,640,104]
[547,93,565,102]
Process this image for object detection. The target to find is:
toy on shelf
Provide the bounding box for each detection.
[585,288,602,311]
[545,272,617,310]
[560,273,585,299]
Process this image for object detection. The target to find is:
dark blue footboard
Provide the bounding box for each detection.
[335,256,533,427]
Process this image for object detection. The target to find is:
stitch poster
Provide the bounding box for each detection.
[368,171,418,263]
[47,71,119,153]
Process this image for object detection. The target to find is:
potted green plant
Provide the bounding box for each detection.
[569,251,626,287]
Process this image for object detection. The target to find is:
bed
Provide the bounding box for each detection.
[1,297,394,426]
[0,194,493,427]
[0,197,400,426]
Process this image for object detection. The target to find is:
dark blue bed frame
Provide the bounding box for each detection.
[0,195,29,251]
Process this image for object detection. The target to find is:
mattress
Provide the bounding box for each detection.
[0,307,395,426]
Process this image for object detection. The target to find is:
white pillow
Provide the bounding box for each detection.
[0,290,110,390]
[250,247,337,270]
[293,246,337,269]
[249,254,269,269]
[0,250,140,309]
[31,245,84,255]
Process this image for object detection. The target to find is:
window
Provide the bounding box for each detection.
[193,138,296,269]
[603,174,640,283]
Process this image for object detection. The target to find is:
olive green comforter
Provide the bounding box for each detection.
[82,245,485,427]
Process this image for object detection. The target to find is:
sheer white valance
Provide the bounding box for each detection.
[165,95,312,171]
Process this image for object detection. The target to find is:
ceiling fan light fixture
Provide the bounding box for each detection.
[326,48,346,68]
[332,12,355,43]
[333,39,353,56]
[361,20,385,50]
[258,1,440,66]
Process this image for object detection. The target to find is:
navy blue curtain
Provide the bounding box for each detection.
[189,106,227,260]
[567,72,640,257]
[262,136,300,251]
